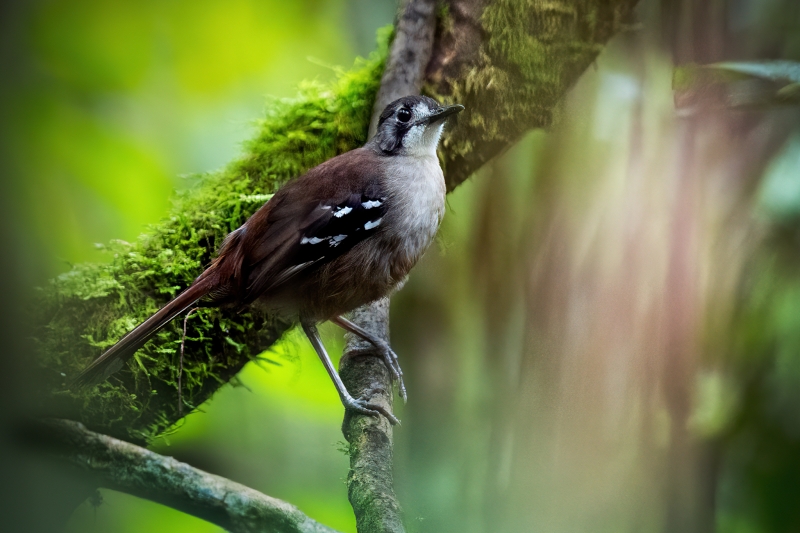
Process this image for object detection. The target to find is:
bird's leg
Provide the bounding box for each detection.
[330,315,407,403]
[301,322,399,425]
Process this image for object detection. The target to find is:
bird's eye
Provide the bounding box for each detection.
[397,108,412,123]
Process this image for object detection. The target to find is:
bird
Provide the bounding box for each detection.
[72,95,464,424]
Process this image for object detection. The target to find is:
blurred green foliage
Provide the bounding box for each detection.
[4,0,386,279]
[758,134,800,221]
[719,147,800,532]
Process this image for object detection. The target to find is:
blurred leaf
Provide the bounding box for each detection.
[711,61,800,83]
[673,61,800,110]
[689,370,740,438]
[776,82,800,101]
[757,133,800,222]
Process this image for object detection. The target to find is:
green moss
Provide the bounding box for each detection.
[34,29,392,442]
[432,0,623,180]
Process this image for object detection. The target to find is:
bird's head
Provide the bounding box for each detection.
[371,96,464,157]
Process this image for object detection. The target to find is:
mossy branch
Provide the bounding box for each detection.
[34,0,640,443]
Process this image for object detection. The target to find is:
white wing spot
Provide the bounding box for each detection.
[362,200,382,209]
[301,236,324,245]
[329,234,348,247]
[364,218,382,230]
[334,206,353,218]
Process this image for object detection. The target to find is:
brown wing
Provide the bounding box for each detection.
[223,148,387,303]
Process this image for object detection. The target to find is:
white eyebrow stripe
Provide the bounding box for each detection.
[361,200,382,209]
[301,236,325,245]
[334,206,353,218]
[364,218,382,230]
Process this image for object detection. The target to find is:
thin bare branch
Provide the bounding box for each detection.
[29,419,340,533]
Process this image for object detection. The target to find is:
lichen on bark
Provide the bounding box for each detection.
[431,0,638,189]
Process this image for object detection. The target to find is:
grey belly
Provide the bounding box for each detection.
[260,237,400,323]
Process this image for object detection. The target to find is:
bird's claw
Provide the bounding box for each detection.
[387,352,407,404]
[343,395,401,426]
[373,341,407,404]
[341,339,408,404]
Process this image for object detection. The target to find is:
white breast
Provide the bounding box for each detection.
[382,154,446,266]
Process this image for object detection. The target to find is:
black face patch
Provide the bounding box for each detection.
[374,95,441,155]
[377,128,405,154]
[377,95,438,127]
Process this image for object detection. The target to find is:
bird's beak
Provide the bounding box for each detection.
[424,104,465,124]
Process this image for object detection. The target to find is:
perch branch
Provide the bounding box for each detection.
[341,300,406,533]
[339,0,436,532]
[27,419,340,533]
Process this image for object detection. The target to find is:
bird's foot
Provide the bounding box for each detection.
[340,340,407,403]
[331,316,408,403]
[375,342,407,404]
[342,394,400,426]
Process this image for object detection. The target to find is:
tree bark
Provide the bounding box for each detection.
[341,300,405,533]
[23,420,340,533]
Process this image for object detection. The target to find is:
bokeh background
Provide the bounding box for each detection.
[2,0,800,532]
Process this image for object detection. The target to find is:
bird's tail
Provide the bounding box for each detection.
[71,279,214,389]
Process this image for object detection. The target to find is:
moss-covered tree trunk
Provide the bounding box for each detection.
[33,0,639,443]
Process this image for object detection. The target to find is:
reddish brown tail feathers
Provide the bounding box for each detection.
[71,280,212,388]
